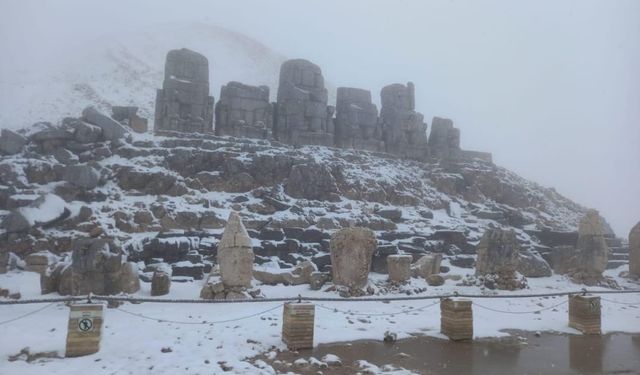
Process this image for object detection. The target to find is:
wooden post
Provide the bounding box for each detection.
[282,302,315,350]
[569,294,601,335]
[441,298,473,341]
[65,303,105,357]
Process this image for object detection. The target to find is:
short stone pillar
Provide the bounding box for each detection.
[387,254,412,282]
[569,294,601,335]
[282,302,315,350]
[440,298,473,341]
[65,303,105,357]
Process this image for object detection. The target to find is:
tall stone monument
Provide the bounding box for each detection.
[217,211,254,288]
[380,82,429,160]
[573,209,609,281]
[274,59,334,147]
[428,117,461,160]
[475,228,523,290]
[329,227,377,291]
[334,87,384,151]
[154,48,214,133]
[215,81,273,139]
[630,221,640,277]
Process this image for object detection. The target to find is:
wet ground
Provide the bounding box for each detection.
[260,331,640,374]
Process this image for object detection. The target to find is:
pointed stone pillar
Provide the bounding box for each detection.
[217,212,254,288]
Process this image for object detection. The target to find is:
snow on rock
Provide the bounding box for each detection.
[18,194,67,226]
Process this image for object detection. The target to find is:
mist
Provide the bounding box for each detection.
[1,0,638,236]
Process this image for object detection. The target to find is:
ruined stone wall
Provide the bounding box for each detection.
[334,87,384,152]
[154,49,214,133]
[274,59,334,147]
[380,82,429,160]
[215,81,273,139]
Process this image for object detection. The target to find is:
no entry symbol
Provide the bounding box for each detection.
[78,318,94,332]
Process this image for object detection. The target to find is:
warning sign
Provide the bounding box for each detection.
[78,317,94,332]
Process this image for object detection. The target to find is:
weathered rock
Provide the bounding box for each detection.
[387,254,412,282]
[73,122,102,143]
[572,210,609,279]
[330,227,377,290]
[426,274,445,286]
[274,59,334,146]
[428,117,461,160]
[215,81,272,139]
[309,271,330,290]
[376,208,402,222]
[172,261,204,280]
[40,262,67,294]
[517,250,552,278]
[0,129,27,155]
[2,211,31,233]
[53,148,78,165]
[200,279,225,299]
[285,162,339,201]
[63,164,100,189]
[412,254,442,278]
[380,82,428,160]
[334,87,383,151]
[25,251,59,274]
[630,221,640,277]
[112,106,148,133]
[216,212,254,288]
[154,49,214,133]
[475,229,520,276]
[120,262,140,294]
[151,271,171,296]
[254,261,316,286]
[82,106,128,141]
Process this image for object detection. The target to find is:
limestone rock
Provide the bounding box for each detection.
[412,254,442,279]
[285,162,339,201]
[517,250,552,278]
[151,271,171,296]
[330,227,377,290]
[387,254,412,282]
[154,49,214,133]
[475,229,520,276]
[630,221,640,277]
[274,59,334,146]
[40,262,67,294]
[82,106,128,141]
[426,274,445,286]
[215,81,273,139]
[253,261,316,286]
[573,209,609,279]
[380,82,428,160]
[63,164,100,189]
[309,271,330,290]
[334,87,383,151]
[216,212,254,288]
[73,122,102,143]
[120,262,140,294]
[2,211,31,233]
[428,117,461,160]
[0,129,27,155]
[25,251,59,274]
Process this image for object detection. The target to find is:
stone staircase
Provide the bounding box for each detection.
[606,237,629,270]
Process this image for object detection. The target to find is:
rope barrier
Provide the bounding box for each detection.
[472,299,569,315]
[316,300,441,317]
[0,303,56,325]
[114,303,285,325]
[599,297,640,306]
[1,289,639,305]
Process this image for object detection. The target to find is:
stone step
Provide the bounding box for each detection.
[606,260,628,270]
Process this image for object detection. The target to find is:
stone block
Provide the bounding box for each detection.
[387,254,412,282]
[65,303,104,357]
[569,295,601,335]
[441,298,473,341]
[282,302,315,350]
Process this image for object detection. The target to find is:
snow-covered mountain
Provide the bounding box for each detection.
[0,23,288,129]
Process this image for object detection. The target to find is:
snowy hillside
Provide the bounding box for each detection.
[0,23,288,129]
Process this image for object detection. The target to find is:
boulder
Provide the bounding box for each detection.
[475,229,519,276]
[387,254,412,282]
[426,274,445,286]
[151,271,171,296]
[2,211,31,233]
[309,271,330,290]
[376,208,402,222]
[216,212,254,288]
[63,165,100,189]
[0,129,27,155]
[73,122,102,143]
[120,262,140,294]
[82,106,128,141]
[253,261,316,286]
[285,162,339,201]
[25,251,59,274]
[517,250,552,277]
[329,227,377,290]
[40,262,68,294]
[630,221,640,277]
[412,254,442,278]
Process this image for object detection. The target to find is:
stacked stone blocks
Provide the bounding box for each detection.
[440,298,473,341]
[282,302,315,350]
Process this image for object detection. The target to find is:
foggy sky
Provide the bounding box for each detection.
[1,0,639,236]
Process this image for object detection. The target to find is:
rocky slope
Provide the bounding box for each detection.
[0,109,598,284]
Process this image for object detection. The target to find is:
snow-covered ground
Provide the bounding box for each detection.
[1,264,638,374]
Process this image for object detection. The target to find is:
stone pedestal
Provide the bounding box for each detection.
[387,254,412,282]
[65,303,104,357]
[441,298,473,341]
[569,295,601,335]
[282,302,315,350]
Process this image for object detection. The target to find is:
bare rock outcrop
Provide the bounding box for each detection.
[154,48,214,133]
[428,117,461,160]
[334,87,383,151]
[285,162,339,201]
[330,227,377,290]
